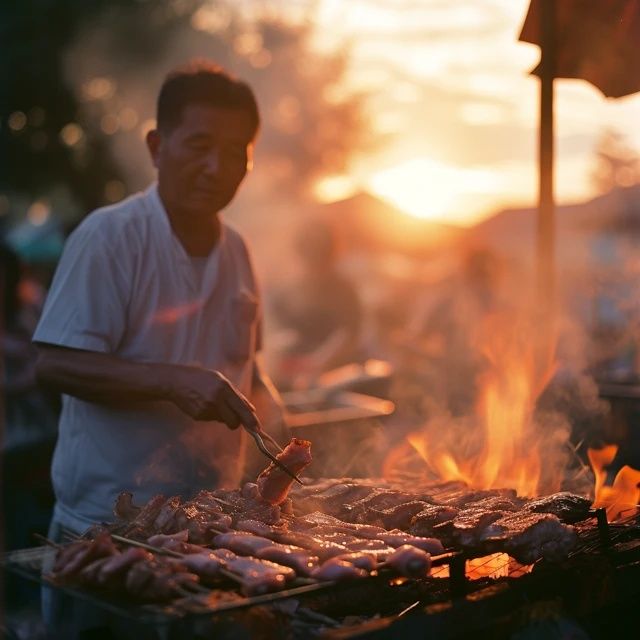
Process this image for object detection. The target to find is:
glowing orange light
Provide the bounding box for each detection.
[384,311,558,497]
[588,445,640,522]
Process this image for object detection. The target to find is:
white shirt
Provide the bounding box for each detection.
[33,184,261,531]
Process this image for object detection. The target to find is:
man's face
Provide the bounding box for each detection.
[148,104,256,218]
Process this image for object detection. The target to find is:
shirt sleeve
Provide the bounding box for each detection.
[33,216,131,353]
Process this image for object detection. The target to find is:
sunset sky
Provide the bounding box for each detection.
[309,0,640,226]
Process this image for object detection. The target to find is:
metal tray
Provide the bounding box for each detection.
[282,390,395,429]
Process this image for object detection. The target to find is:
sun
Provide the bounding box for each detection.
[366,157,502,227]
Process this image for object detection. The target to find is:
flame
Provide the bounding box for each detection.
[588,444,640,521]
[384,311,558,497]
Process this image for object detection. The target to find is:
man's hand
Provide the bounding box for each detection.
[167,366,259,430]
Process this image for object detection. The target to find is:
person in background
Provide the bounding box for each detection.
[269,218,364,390]
[32,59,287,636]
[2,243,58,611]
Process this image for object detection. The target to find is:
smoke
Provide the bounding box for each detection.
[60,1,371,281]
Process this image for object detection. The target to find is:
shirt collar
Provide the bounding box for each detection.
[145,182,226,263]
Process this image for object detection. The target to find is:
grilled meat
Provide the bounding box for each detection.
[293,482,381,515]
[447,509,507,548]
[311,558,368,581]
[333,552,377,572]
[375,500,433,529]
[294,512,445,553]
[52,532,118,580]
[523,492,592,523]
[383,545,431,578]
[113,492,140,520]
[256,438,312,505]
[486,512,578,564]
[224,556,296,595]
[124,559,199,601]
[435,488,520,508]
[147,530,189,547]
[408,504,460,537]
[96,548,152,588]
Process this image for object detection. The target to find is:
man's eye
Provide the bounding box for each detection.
[187,141,209,151]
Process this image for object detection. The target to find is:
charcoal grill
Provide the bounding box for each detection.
[4,503,640,639]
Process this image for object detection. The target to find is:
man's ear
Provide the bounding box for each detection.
[146,129,162,168]
[246,144,254,172]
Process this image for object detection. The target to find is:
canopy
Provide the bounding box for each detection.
[518,0,640,309]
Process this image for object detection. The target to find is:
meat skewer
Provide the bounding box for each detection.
[111,533,248,588]
[257,438,312,505]
[115,533,298,596]
[211,532,320,575]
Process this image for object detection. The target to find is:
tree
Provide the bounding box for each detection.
[1,0,370,229]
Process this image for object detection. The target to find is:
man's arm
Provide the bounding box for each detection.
[35,343,259,430]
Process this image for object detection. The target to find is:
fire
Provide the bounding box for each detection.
[588,444,640,522]
[384,310,559,497]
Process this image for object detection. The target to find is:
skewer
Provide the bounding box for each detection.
[109,534,249,588]
[376,550,459,572]
[396,600,421,618]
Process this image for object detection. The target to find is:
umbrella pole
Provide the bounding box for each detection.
[537,0,556,316]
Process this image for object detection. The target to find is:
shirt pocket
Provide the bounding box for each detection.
[225,292,259,362]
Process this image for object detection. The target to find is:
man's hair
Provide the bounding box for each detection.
[156,59,260,137]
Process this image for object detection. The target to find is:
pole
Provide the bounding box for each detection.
[537,0,556,313]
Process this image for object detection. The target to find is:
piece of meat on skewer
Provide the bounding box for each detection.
[212,531,319,575]
[255,545,319,576]
[332,552,377,572]
[276,531,352,561]
[236,518,347,558]
[295,513,445,554]
[97,548,153,588]
[124,559,200,601]
[311,558,368,582]
[382,545,431,578]
[212,531,273,555]
[52,532,119,581]
[224,556,296,596]
[160,539,213,555]
[112,492,233,542]
[147,530,189,547]
[119,494,168,537]
[257,438,312,505]
[171,550,234,580]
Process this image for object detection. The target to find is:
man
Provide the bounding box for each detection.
[33,59,285,541]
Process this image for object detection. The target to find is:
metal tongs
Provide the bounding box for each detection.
[245,423,304,485]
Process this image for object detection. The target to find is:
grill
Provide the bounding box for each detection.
[4,479,640,639]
